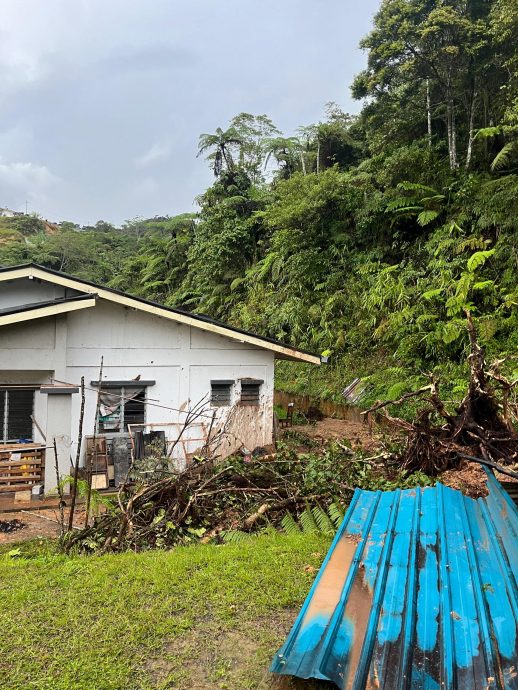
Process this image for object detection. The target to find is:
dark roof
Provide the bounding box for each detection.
[0,293,96,317]
[0,263,320,361]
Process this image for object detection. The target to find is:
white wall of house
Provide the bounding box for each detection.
[0,295,275,492]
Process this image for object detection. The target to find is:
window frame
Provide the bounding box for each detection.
[0,387,35,443]
[97,386,146,434]
[239,379,263,406]
[210,380,234,408]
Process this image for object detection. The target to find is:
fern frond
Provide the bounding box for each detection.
[467,249,495,272]
[327,502,345,528]
[417,210,439,226]
[299,506,319,533]
[312,503,335,535]
[491,141,518,171]
[221,530,255,544]
[281,512,301,535]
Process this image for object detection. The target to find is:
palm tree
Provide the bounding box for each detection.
[264,136,305,179]
[197,127,244,177]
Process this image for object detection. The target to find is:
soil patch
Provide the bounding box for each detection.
[286,418,384,453]
[0,507,87,545]
[143,609,331,690]
[440,462,489,498]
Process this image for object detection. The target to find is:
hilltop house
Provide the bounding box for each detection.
[0,264,320,495]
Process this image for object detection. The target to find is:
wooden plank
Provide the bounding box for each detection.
[0,443,45,450]
[0,459,42,468]
[0,483,39,493]
[0,470,41,477]
[0,475,42,483]
[0,451,41,462]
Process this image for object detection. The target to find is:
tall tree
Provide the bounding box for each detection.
[353,0,498,170]
[197,126,244,177]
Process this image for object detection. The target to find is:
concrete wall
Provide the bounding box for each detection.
[0,289,275,491]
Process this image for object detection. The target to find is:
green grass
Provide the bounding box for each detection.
[0,533,332,690]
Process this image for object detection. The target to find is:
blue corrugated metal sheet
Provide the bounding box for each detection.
[271,471,518,689]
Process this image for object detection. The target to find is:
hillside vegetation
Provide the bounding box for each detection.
[1,0,517,406]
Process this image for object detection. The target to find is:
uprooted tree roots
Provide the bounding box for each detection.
[365,313,518,476]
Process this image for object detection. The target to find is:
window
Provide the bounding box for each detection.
[240,380,263,406]
[211,380,233,407]
[98,387,145,433]
[0,389,34,442]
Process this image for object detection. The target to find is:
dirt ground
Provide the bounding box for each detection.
[285,417,496,499]
[0,506,86,545]
[287,417,384,453]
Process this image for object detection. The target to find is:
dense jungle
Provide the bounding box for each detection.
[1,0,517,408]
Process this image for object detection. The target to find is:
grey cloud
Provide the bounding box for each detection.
[0,0,380,225]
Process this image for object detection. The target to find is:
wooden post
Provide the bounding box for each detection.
[85,358,103,527]
[53,438,65,536]
[68,376,85,532]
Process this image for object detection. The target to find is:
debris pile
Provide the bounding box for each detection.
[63,441,355,553]
[365,314,518,477]
[0,519,26,534]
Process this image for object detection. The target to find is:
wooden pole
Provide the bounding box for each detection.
[68,376,85,531]
[85,359,103,527]
[52,437,65,536]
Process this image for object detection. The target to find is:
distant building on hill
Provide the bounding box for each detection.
[0,207,24,218]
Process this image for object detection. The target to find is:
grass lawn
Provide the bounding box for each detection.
[0,533,333,690]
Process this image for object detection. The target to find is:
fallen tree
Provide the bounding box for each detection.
[363,313,518,476]
[63,441,344,554]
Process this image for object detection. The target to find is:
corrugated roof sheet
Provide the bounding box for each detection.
[271,471,518,689]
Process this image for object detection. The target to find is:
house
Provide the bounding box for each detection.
[0,207,21,218]
[0,264,320,495]
[0,207,23,218]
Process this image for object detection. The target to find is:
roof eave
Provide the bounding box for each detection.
[0,264,321,363]
[0,295,97,327]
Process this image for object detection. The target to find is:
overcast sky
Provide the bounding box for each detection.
[0,0,379,225]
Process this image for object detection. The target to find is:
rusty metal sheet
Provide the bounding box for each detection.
[271,470,518,689]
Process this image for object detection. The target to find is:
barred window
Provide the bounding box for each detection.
[211,381,233,407]
[0,388,34,442]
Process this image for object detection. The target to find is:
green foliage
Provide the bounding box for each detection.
[0,0,516,411]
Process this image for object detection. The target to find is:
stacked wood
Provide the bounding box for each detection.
[0,444,45,492]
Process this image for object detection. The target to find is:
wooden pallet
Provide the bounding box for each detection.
[0,444,45,493]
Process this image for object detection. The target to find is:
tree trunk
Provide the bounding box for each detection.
[446,98,453,169]
[426,79,432,147]
[465,87,477,170]
[451,100,458,169]
[299,151,307,175]
[316,138,320,174]
[446,87,458,171]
